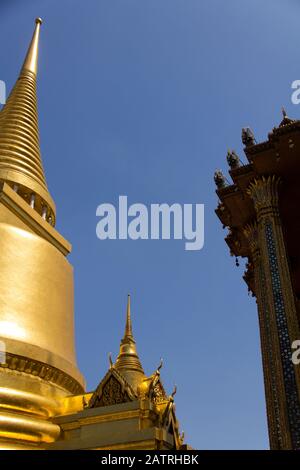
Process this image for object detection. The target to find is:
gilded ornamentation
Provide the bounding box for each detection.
[145,366,168,405]
[152,381,168,405]
[0,19,186,450]
[247,175,281,217]
[88,366,137,409]
[0,352,84,395]
[93,376,131,408]
[114,295,145,391]
[243,222,259,255]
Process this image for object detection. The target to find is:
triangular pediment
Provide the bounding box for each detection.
[139,373,168,404]
[88,367,137,408]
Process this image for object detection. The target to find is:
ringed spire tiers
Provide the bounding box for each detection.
[114,295,145,391]
[0,18,56,224]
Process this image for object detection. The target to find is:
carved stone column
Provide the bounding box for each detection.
[247,176,300,449]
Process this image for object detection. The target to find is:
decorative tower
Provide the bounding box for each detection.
[114,294,145,390]
[0,19,187,451]
[49,296,186,450]
[214,111,300,449]
[0,19,85,449]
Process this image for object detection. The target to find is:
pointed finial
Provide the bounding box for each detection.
[171,384,177,398]
[279,107,295,127]
[157,358,163,373]
[124,294,133,339]
[108,352,114,369]
[21,18,43,76]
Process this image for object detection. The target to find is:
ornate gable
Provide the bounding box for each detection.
[151,379,168,404]
[138,369,168,405]
[88,367,137,408]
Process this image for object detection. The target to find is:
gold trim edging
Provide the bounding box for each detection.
[0,352,84,395]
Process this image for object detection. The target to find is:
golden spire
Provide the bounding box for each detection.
[125,293,133,338]
[0,18,56,224]
[114,295,145,391]
[21,18,42,75]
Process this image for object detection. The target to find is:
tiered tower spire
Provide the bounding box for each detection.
[0,20,84,449]
[114,295,145,390]
[0,18,55,224]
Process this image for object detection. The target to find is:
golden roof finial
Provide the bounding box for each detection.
[114,295,145,391]
[125,294,133,338]
[0,18,56,224]
[279,106,295,128]
[21,18,43,76]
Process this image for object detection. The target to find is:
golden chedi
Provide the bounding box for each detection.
[0,19,186,451]
[0,19,84,449]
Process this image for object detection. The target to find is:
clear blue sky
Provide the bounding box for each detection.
[1,0,299,450]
